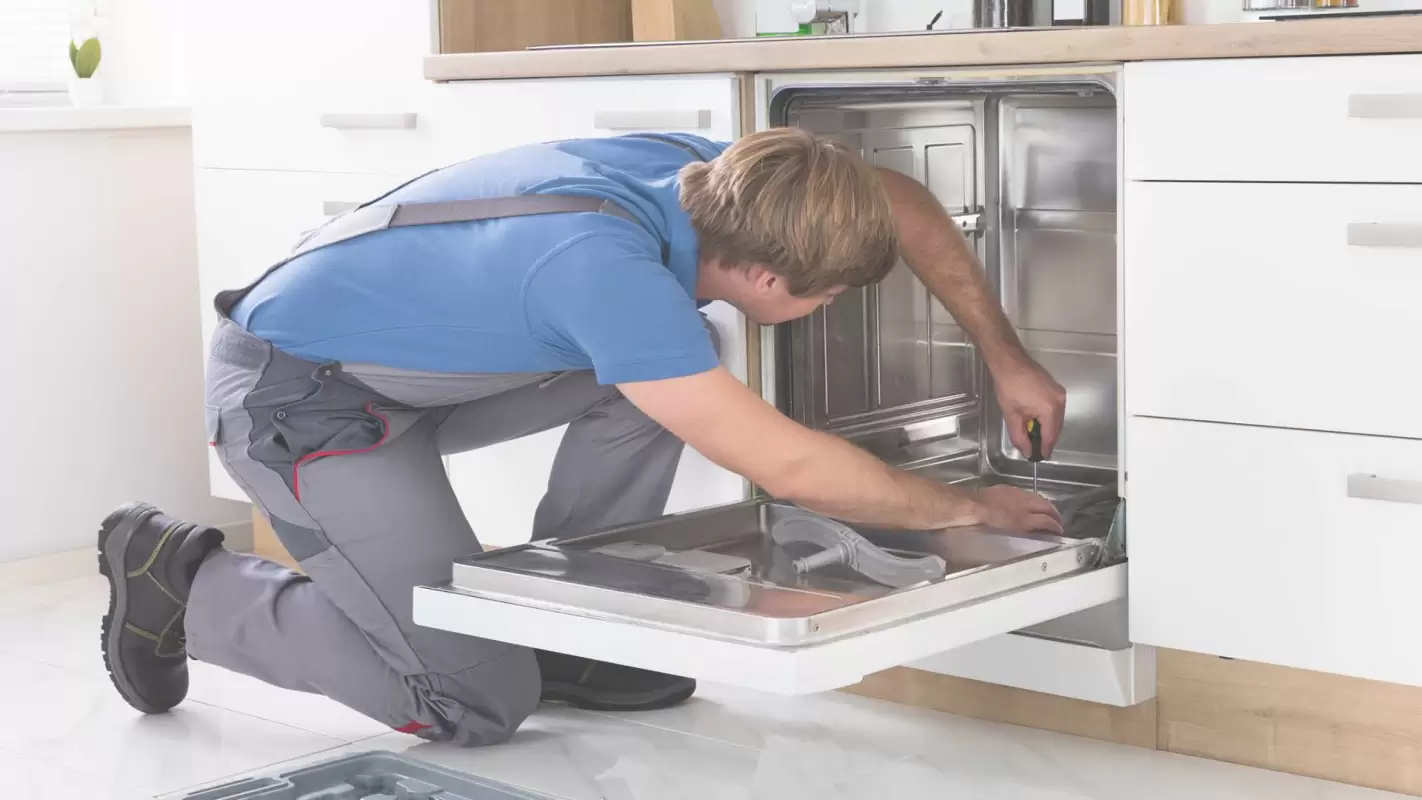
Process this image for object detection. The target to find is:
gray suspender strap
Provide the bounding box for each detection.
[288,133,708,261]
[288,195,636,261]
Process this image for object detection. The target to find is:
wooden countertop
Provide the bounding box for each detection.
[425,16,1422,82]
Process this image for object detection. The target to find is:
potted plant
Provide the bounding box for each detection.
[68,36,103,107]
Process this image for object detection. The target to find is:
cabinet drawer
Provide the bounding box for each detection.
[1127,417,1422,687]
[1124,55,1422,182]
[1124,181,1422,439]
[194,168,409,501]
[427,74,741,165]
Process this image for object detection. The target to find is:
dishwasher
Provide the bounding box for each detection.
[412,65,1152,706]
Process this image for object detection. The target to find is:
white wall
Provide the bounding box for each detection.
[0,125,246,562]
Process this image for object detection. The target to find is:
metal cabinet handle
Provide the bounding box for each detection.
[593,108,712,131]
[322,200,361,216]
[1347,474,1422,506]
[319,112,417,130]
[1346,223,1422,248]
[1348,94,1422,119]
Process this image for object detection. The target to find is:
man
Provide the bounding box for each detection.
[98,128,1066,747]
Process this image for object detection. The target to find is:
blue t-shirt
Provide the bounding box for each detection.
[230,133,730,385]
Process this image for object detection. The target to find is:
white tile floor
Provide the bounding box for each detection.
[0,573,1410,800]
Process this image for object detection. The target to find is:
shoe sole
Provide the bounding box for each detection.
[540,679,696,713]
[98,501,168,715]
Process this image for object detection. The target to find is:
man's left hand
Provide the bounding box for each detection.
[992,355,1067,460]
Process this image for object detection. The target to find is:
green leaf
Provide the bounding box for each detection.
[72,37,101,79]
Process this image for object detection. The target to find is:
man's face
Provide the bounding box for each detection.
[733,265,846,325]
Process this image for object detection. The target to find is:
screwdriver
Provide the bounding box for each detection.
[1026,419,1044,494]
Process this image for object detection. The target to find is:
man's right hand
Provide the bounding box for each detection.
[619,366,1062,533]
[972,485,1063,535]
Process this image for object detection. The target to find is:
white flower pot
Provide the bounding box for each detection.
[68,76,104,108]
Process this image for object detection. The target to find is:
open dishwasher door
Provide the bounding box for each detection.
[414,65,1138,698]
[414,496,1124,696]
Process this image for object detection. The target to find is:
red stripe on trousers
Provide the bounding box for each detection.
[291,403,390,501]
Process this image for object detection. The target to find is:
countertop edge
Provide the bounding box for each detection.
[424,17,1422,82]
[0,106,191,133]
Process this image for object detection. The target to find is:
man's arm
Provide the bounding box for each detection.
[619,367,1062,534]
[876,167,1067,458]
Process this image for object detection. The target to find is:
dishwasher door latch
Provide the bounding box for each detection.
[951,208,985,236]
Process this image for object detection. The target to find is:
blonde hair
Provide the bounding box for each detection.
[679,127,899,296]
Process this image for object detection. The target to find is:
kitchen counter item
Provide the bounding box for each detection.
[435,0,634,55]
[423,17,1422,81]
[1123,0,1174,25]
[974,0,1041,28]
[181,750,557,799]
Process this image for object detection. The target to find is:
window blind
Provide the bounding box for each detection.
[0,0,73,92]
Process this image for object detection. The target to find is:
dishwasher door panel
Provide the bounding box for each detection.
[414,498,1126,696]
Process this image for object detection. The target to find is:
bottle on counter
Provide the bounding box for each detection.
[1121,0,1173,25]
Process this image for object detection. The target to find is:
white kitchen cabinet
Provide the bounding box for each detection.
[1123,180,1422,440]
[446,301,750,549]
[426,74,743,165]
[1127,416,1422,688]
[187,0,439,175]
[194,168,410,502]
[1125,55,1422,183]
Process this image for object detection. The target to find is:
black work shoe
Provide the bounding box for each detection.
[98,502,224,714]
[534,650,696,712]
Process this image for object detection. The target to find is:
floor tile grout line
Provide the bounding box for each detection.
[0,739,155,796]
[157,738,356,798]
[185,697,378,744]
[567,707,768,754]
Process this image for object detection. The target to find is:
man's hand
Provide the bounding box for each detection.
[992,354,1067,460]
[973,485,1063,535]
[619,367,986,531]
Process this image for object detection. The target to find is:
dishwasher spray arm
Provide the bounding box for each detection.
[768,505,948,589]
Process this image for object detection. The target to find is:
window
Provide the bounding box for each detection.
[0,0,74,102]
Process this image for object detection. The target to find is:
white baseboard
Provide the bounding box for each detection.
[0,517,255,589]
[0,547,98,589]
[911,634,1157,707]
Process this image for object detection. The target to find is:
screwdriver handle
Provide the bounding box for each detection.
[1026,419,1044,463]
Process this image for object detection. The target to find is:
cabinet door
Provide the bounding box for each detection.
[427,74,742,165]
[446,301,750,549]
[1128,416,1422,688]
[194,168,409,501]
[187,0,437,175]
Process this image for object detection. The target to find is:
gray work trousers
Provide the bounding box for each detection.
[188,316,692,746]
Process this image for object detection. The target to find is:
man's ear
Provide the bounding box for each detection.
[746,265,779,294]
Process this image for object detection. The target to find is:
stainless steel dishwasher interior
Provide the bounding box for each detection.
[768,79,1123,649]
[771,82,1118,501]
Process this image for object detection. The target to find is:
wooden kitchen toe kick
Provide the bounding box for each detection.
[251,507,301,572]
[847,650,1422,796]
